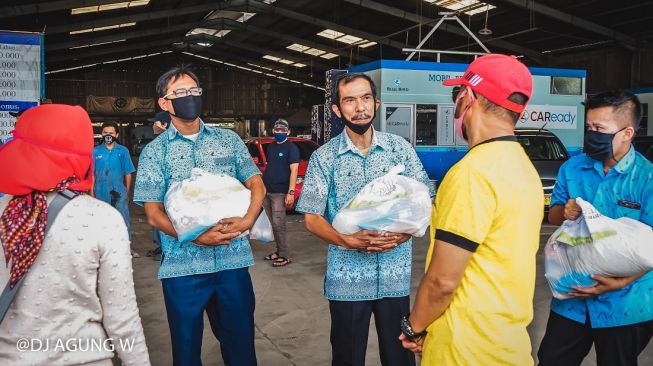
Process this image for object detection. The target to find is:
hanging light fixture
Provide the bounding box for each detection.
[478,5,493,36]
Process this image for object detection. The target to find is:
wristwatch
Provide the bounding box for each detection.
[400,316,428,342]
[288,190,295,195]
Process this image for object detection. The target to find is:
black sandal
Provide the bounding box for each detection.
[264,252,279,261]
[272,257,292,267]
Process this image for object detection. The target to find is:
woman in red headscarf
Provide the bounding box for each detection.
[0,104,151,365]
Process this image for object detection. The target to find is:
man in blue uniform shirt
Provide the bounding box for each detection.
[92,121,137,256]
[538,90,653,366]
[296,73,434,366]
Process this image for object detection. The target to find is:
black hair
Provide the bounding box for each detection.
[451,86,461,103]
[583,90,642,130]
[476,92,528,124]
[331,72,377,106]
[156,65,200,98]
[101,121,119,133]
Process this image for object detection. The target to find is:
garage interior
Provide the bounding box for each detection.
[2,1,653,365]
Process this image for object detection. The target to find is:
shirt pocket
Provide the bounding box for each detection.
[202,148,236,175]
[615,204,642,220]
[333,164,363,205]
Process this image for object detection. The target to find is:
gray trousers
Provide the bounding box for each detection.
[262,193,289,258]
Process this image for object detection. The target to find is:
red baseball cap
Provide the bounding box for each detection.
[443,54,532,113]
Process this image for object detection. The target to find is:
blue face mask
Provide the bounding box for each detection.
[274,133,288,142]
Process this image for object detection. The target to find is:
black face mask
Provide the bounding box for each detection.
[103,135,115,145]
[583,127,626,161]
[342,108,376,135]
[169,95,202,121]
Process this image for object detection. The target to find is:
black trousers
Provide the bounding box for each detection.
[538,311,653,366]
[329,296,416,366]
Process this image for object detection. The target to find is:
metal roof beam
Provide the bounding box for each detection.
[49,16,368,63]
[239,0,407,50]
[47,36,184,63]
[180,44,318,82]
[183,33,333,70]
[0,0,121,18]
[45,0,249,35]
[217,18,372,63]
[45,46,172,73]
[343,0,545,64]
[492,0,637,50]
[47,21,199,51]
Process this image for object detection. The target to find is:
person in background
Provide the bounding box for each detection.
[0,104,150,365]
[151,110,170,135]
[92,121,138,257]
[538,90,653,366]
[145,111,172,262]
[262,118,299,267]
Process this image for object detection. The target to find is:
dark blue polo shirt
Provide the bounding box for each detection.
[263,140,300,193]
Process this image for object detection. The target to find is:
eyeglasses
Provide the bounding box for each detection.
[163,87,203,99]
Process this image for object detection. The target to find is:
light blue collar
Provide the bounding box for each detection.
[337,128,388,156]
[586,145,636,175]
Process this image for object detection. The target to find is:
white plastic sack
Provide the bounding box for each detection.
[544,197,653,299]
[165,168,251,243]
[249,210,274,243]
[331,164,432,237]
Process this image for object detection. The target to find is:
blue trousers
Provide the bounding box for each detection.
[161,268,257,366]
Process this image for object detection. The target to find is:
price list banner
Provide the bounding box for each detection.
[0,31,42,139]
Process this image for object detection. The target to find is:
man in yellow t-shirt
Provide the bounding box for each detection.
[399,54,543,365]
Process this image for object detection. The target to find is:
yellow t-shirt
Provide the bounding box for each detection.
[422,138,543,366]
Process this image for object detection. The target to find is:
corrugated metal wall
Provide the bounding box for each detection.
[45,57,323,118]
[548,47,653,92]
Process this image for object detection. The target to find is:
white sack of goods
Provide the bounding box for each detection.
[544,197,653,299]
[331,164,432,238]
[165,168,251,243]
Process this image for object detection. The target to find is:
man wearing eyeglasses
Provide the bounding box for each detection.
[133,66,265,366]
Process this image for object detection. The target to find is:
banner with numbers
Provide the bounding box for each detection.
[0,30,43,141]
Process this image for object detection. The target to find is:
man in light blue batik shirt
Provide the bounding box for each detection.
[296,73,434,366]
[538,90,653,366]
[133,66,265,366]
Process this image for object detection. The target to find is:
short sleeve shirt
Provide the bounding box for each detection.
[549,147,653,328]
[422,138,543,366]
[295,130,434,301]
[92,143,135,198]
[133,122,261,279]
[262,141,300,193]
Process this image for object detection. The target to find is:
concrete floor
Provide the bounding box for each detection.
[127,205,653,366]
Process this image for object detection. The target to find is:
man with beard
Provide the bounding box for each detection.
[538,90,653,366]
[133,66,265,366]
[400,54,543,365]
[92,121,137,257]
[296,72,433,366]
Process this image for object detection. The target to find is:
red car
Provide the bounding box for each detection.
[246,137,320,210]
